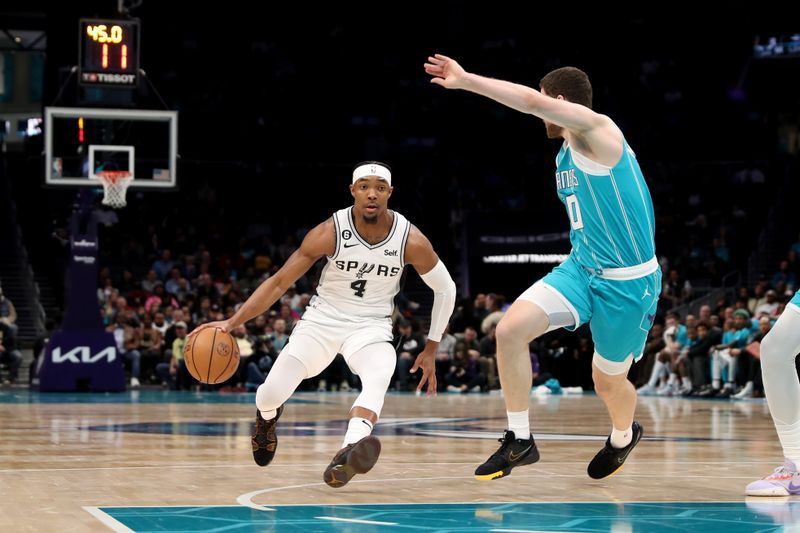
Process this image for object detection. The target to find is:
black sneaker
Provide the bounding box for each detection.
[474,430,540,481]
[251,405,284,467]
[323,435,381,488]
[587,421,643,479]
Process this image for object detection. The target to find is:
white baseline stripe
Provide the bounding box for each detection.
[82,507,135,533]
[318,516,398,526]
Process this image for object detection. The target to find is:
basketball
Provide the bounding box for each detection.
[184,328,240,385]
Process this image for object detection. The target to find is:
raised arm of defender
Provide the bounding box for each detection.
[424,53,622,166]
[189,219,335,336]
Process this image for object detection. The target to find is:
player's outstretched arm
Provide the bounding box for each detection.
[188,219,335,338]
[425,53,602,131]
[405,226,457,396]
[424,53,621,163]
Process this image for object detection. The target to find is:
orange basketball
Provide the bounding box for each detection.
[184,328,240,384]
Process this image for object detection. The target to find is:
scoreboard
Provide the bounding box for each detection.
[79,18,140,87]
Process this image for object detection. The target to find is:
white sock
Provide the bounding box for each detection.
[610,425,633,449]
[507,410,530,439]
[259,409,277,420]
[342,417,373,447]
[681,376,692,389]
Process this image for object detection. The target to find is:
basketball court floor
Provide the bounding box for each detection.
[1,389,798,532]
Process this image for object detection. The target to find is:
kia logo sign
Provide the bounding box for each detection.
[51,346,117,364]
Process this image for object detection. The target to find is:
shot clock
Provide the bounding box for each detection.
[79,18,140,87]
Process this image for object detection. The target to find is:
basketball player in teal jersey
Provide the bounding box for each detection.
[425,55,661,480]
[745,290,800,495]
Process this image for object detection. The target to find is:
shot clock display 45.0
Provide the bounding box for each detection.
[79,19,140,87]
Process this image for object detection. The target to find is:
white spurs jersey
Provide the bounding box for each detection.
[312,207,411,319]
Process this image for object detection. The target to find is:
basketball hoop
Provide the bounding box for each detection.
[96,170,134,208]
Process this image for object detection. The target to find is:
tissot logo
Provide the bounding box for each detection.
[97,73,136,84]
[83,73,136,84]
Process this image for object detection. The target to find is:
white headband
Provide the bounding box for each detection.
[352,163,391,185]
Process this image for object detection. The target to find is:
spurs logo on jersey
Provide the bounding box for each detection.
[313,207,410,319]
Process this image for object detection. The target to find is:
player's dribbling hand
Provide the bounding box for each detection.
[187,320,232,342]
[424,54,467,89]
[411,345,437,397]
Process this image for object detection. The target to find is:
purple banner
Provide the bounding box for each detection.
[39,330,125,392]
[40,209,125,391]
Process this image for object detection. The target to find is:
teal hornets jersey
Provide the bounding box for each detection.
[555,137,655,269]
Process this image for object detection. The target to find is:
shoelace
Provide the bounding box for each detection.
[488,432,515,460]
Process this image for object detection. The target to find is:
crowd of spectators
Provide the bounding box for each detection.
[5,8,799,394]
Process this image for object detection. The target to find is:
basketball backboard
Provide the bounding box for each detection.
[44,106,177,189]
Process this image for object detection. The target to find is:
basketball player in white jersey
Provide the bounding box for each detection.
[189,161,456,487]
[745,291,800,496]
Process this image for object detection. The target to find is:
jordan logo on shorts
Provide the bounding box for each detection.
[641,287,651,300]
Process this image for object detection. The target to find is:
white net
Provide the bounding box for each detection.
[97,172,134,208]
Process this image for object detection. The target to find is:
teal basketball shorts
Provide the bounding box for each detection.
[536,255,662,363]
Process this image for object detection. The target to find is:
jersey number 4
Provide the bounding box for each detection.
[566,194,584,230]
[350,279,367,297]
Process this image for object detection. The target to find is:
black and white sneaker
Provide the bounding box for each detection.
[474,430,540,481]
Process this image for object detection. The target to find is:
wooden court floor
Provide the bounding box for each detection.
[1,389,798,532]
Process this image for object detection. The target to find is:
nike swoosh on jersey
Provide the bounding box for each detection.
[343,243,359,248]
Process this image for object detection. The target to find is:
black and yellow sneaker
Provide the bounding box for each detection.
[323,435,381,488]
[587,421,643,479]
[474,430,540,481]
[251,405,284,467]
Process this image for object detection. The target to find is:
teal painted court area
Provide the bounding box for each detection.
[96,501,798,532]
